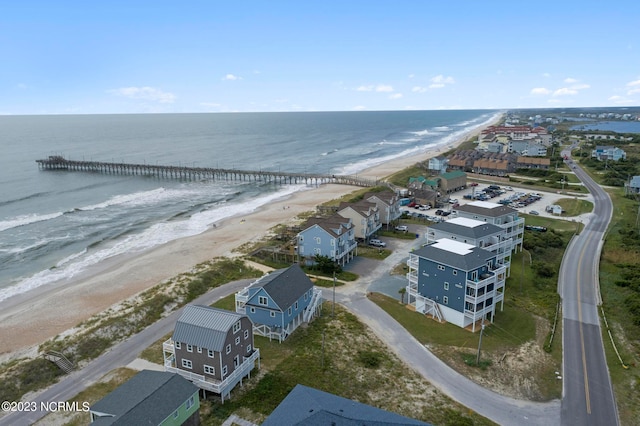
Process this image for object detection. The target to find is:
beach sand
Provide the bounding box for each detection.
[0,117,499,360]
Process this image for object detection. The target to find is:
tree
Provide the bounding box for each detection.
[398,287,407,304]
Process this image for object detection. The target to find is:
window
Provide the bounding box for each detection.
[452,270,457,276]
[444,282,449,291]
[173,410,179,419]
[197,346,202,353]
[294,301,298,310]
[175,341,181,349]
[186,396,194,410]
[288,307,292,316]
[207,349,214,358]
[258,296,268,306]
[270,311,275,317]
[235,336,240,345]
[250,307,255,313]
[299,235,304,242]
[222,365,228,376]
[443,296,449,305]
[234,355,240,367]
[315,237,321,244]
[247,344,252,353]
[314,247,321,255]
[186,344,193,353]
[244,329,249,339]
[438,264,445,271]
[181,359,192,369]
[204,365,215,375]
[226,344,231,354]
[233,321,241,333]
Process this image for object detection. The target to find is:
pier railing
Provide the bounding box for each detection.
[36,156,379,188]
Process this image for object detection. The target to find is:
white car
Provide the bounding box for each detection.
[395,225,408,232]
[369,239,386,247]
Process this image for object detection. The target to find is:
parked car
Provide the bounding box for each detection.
[529,210,539,215]
[435,209,444,215]
[369,239,386,247]
[470,182,479,186]
[395,225,409,232]
[448,198,458,204]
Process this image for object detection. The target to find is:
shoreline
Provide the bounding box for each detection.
[0,114,502,361]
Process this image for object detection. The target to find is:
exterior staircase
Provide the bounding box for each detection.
[43,350,76,374]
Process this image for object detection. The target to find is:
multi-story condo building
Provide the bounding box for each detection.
[425,216,512,276]
[337,200,381,241]
[297,214,357,266]
[452,201,524,253]
[406,239,507,332]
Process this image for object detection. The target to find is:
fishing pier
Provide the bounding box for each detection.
[36,156,379,187]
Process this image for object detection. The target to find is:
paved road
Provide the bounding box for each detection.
[0,279,255,426]
[559,154,618,425]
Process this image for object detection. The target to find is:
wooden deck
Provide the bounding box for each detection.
[36,156,379,187]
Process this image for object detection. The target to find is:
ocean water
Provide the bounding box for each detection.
[569,120,640,134]
[0,110,499,302]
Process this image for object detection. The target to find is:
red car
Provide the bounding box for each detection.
[470,182,479,186]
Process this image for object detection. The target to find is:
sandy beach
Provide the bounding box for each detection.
[0,117,499,360]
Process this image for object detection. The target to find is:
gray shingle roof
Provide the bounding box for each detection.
[173,305,244,351]
[262,384,431,426]
[90,370,198,425]
[413,240,494,271]
[248,264,313,311]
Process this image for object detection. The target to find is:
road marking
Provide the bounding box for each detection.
[576,233,592,414]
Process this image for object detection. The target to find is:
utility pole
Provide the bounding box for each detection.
[321,329,325,370]
[332,272,336,317]
[476,323,486,366]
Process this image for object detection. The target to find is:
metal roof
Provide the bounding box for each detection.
[90,370,198,425]
[173,305,244,351]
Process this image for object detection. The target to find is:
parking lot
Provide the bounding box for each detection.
[402,181,594,223]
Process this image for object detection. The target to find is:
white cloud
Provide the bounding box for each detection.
[389,93,403,99]
[223,74,242,81]
[356,84,394,92]
[412,86,428,93]
[530,87,551,95]
[429,83,445,89]
[542,73,551,78]
[375,84,394,92]
[564,77,578,83]
[108,86,176,103]
[352,105,367,111]
[408,74,415,79]
[626,79,640,95]
[431,75,455,85]
[553,88,578,96]
[571,83,591,90]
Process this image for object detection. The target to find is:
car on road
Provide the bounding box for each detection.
[529,210,539,215]
[448,198,458,204]
[369,239,386,247]
[395,225,409,232]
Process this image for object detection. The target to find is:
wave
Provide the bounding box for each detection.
[0,184,308,303]
[409,130,429,136]
[78,187,191,211]
[0,212,64,233]
[320,149,339,156]
[0,191,51,208]
[432,126,450,131]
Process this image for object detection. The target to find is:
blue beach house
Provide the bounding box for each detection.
[235,264,322,342]
[591,145,626,162]
[296,214,357,266]
[406,238,507,332]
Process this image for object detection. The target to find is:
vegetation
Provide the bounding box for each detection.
[0,259,263,403]
[198,303,495,426]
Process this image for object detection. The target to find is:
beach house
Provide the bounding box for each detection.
[89,370,200,425]
[163,305,260,402]
[425,217,513,276]
[337,200,381,241]
[296,214,357,266]
[452,201,524,253]
[427,155,449,174]
[235,264,322,342]
[438,170,467,193]
[365,191,402,227]
[591,145,627,162]
[406,239,507,332]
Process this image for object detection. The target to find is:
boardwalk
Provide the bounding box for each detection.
[36,156,379,187]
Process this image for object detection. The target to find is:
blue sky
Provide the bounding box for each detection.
[2,1,639,114]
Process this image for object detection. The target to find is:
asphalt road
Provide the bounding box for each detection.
[0,279,255,426]
[559,152,618,425]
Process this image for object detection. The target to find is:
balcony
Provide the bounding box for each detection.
[406,270,418,286]
[407,256,419,270]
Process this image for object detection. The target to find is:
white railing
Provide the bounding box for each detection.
[303,288,323,323]
[235,287,250,314]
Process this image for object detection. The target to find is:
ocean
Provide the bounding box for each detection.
[0,110,499,302]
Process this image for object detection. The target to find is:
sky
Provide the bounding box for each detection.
[1,0,639,115]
